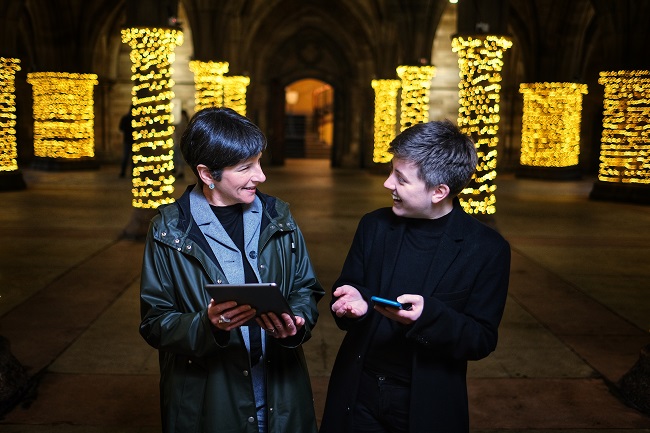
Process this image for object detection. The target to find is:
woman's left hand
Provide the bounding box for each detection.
[256,312,304,338]
[373,294,423,325]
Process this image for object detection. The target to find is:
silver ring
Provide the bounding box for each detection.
[219,314,231,324]
[267,328,275,333]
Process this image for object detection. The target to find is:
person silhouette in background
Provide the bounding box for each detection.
[119,105,134,178]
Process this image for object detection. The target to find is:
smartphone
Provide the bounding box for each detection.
[370,296,413,311]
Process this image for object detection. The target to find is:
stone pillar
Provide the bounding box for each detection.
[518,82,588,180]
[396,65,436,132]
[189,60,229,112]
[0,56,25,190]
[371,79,401,164]
[120,27,183,239]
[452,35,512,218]
[590,70,650,204]
[26,72,99,170]
[223,76,250,117]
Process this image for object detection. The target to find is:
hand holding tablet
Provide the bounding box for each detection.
[205,282,296,322]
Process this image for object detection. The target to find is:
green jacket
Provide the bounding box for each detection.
[140,185,324,433]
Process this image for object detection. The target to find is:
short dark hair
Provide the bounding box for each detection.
[180,107,267,182]
[388,120,478,197]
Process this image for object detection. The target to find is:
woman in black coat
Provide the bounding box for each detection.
[320,120,510,433]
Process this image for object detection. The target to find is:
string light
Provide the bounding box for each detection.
[519,82,588,167]
[188,61,250,116]
[0,58,21,172]
[189,60,229,112]
[396,65,436,131]
[223,76,250,116]
[26,72,98,159]
[452,35,512,215]
[597,70,650,185]
[371,79,401,163]
[121,27,183,209]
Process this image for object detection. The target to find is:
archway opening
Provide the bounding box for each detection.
[284,79,333,159]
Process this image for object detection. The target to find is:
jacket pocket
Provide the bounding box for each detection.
[432,288,470,310]
[169,356,207,433]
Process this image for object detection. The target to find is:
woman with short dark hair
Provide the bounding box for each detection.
[140,107,324,433]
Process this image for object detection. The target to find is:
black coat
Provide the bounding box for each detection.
[320,200,511,433]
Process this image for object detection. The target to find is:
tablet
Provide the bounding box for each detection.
[205,282,295,321]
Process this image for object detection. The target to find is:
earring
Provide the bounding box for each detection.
[208,183,215,190]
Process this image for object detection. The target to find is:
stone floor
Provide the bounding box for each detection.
[0,159,649,432]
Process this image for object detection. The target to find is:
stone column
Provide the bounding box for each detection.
[590,70,650,204]
[371,79,401,165]
[120,27,183,239]
[518,82,588,179]
[396,65,436,132]
[223,76,250,117]
[0,57,24,190]
[189,60,229,112]
[26,72,99,170]
[452,35,512,218]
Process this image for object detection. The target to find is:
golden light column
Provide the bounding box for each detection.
[121,27,183,211]
[396,65,437,132]
[223,76,251,116]
[26,72,98,161]
[519,82,588,168]
[371,79,401,163]
[596,70,650,185]
[0,57,21,172]
[189,60,229,112]
[452,35,512,216]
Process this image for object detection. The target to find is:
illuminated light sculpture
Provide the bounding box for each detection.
[0,57,20,172]
[189,60,229,112]
[396,65,437,132]
[121,27,183,213]
[371,79,401,163]
[223,76,251,116]
[590,70,650,204]
[26,72,98,167]
[188,61,250,116]
[518,82,587,178]
[452,35,512,215]
[0,57,25,190]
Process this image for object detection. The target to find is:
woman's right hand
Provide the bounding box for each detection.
[208,299,256,331]
[331,285,368,318]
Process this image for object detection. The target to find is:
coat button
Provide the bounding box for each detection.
[243,370,249,376]
[186,245,192,250]
[217,279,223,284]
[174,238,180,243]
[248,416,255,423]
[161,231,167,237]
[259,264,266,270]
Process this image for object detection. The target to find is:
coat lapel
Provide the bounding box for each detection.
[423,200,465,296]
[379,216,405,296]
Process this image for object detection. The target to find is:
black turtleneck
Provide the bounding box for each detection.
[364,212,451,383]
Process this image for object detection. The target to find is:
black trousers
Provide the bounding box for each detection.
[352,369,411,433]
